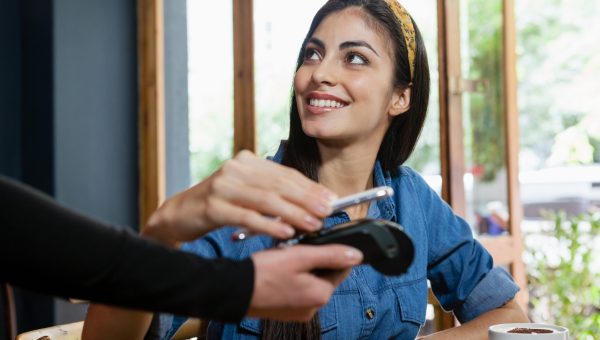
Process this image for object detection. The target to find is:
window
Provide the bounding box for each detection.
[254,0,325,157]
[187,0,234,182]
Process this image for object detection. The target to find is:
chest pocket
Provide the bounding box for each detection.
[391,277,428,326]
[238,298,338,336]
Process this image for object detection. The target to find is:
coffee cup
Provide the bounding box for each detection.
[489,323,569,340]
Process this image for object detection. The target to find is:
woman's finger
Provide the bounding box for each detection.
[206,199,296,239]
[213,180,324,232]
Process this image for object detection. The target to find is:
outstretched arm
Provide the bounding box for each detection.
[142,150,337,245]
[419,299,528,339]
[83,151,357,339]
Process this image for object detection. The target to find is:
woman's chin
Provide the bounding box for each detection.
[301,123,340,140]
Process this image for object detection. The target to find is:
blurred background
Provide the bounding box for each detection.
[1,0,598,338]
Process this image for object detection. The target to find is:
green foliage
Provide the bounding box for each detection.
[516,0,600,168]
[464,0,506,182]
[525,211,600,339]
[190,150,228,182]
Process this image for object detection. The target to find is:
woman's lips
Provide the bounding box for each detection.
[305,93,349,115]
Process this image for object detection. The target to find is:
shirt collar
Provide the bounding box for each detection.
[372,160,397,222]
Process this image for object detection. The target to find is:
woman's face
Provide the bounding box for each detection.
[294,8,405,147]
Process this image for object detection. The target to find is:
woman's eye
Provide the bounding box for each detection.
[304,48,321,61]
[347,53,367,65]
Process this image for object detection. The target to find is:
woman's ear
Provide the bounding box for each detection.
[388,86,411,117]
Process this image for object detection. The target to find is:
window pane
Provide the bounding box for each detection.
[187,0,234,182]
[460,0,509,236]
[516,0,600,221]
[254,0,325,157]
[403,0,441,196]
[516,1,600,331]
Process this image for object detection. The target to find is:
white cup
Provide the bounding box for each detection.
[489,323,569,340]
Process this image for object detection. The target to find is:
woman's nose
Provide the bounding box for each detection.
[311,58,337,86]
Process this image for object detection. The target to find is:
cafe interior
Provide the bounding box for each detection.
[1,0,598,339]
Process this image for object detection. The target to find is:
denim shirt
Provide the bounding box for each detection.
[159,145,519,339]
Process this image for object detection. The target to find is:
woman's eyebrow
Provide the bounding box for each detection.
[306,37,325,51]
[340,40,380,56]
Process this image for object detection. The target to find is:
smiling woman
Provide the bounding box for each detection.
[133,0,530,338]
[145,1,525,338]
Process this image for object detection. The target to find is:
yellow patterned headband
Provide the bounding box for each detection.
[384,0,416,80]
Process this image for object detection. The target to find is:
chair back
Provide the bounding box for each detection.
[1,283,17,340]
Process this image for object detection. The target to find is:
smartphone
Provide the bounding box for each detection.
[232,186,394,241]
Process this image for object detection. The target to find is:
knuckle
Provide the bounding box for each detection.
[288,167,308,184]
[204,197,220,214]
[210,177,228,193]
[220,159,237,175]
[235,150,254,162]
[261,191,280,205]
[240,211,258,226]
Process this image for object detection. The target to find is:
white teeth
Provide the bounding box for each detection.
[309,98,346,108]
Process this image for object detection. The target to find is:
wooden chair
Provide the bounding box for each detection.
[428,288,455,331]
[171,318,207,340]
[1,283,17,340]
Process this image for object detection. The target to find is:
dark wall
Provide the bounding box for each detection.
[1,0,189,331]
[53,0,138,226]
[0,0,21,179]
[53,0,138,323]
[1,0,56,333]
[0,0,23,335]
[0,0,139,330]
[164,0,190,196]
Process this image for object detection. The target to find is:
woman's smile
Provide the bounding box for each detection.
[305,91,349,115]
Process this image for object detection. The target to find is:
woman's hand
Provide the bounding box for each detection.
[142,150,336,246]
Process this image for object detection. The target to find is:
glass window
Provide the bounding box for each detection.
[460,0,509,237]
[403,0,441,195]
[516,2,600,332]
[254,0,325,157]
[187,0,234,182]
[516,0,600,223]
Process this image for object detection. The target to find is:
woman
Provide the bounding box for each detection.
[84,0,528,338]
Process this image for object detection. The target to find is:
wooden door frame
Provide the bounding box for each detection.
[138,0,166,226]
[137,0,256,226]
[233,0,256,154]
[439,0,528,311]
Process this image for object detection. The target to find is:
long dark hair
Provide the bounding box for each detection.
[282,0,430,180]
[263,1,430,338]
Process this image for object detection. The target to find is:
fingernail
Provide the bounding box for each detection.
[345,249,363,262]
[284,226,296,237]
[315,203,333,216]
[304,215,322,230]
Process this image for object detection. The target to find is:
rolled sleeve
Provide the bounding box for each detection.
[454,267,519,322]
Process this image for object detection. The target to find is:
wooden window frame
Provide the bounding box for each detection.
[438,0,528,311]
[138,0,166,225]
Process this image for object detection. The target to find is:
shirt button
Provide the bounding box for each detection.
[365,308,375,320]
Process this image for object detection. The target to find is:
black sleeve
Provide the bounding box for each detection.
[0,175,254,322]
